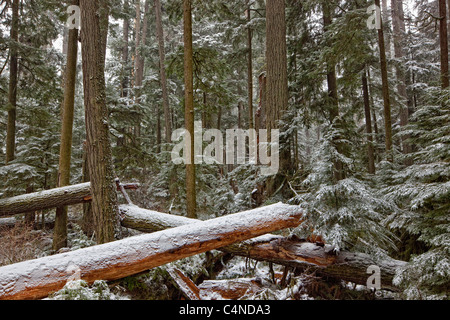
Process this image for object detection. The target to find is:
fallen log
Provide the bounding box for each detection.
[0,182,139,217]
[119,205,407,290]
[0,203,302,300]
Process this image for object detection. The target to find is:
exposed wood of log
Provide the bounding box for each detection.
[167,267,201,300]
[119,205,407,290]
[0,182,140,217]
[0,203,302,300]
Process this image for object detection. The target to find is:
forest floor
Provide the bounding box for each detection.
[0,206,399,300]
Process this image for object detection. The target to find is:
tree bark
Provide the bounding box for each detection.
[391,0,412,165]
[53,0,80,251]
[5,0,19,164]
[0,203,302,300]
[155,0,172,144]
[440,0,449,89]
[375,0,393,161]
[80,0,121,244]
[119,204,406,290]
[184,0,196,219]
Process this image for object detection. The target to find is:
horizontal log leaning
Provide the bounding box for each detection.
[119,205,407,290]
[0,182,139,217]
[0,203,302,300]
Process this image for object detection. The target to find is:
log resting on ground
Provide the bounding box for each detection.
[119,204,407,290]
[0,203,302,300]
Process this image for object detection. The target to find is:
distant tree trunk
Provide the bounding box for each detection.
[53,0,80,251]
[439,0,449,89]
[323,2,345,181]
[80,0,121,244]
[375,0,393,161]
[246,2,254,131]
[121,0,130,99]
[391,0,412,165]
[184,0,196,219]
[155,0,172,144]
[5,0,19,165]
[362,69,376,174]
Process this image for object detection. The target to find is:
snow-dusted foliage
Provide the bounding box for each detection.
[48,280,129,300]
[382,94,450,299]
[292,127,397,254]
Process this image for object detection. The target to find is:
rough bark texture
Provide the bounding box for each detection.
[80,0,120,243]
[0,203,302,300]
[391,0,412,165]
[119,204,406,290]
[184,0,196,219]
[54,0,80,251]
[5,0,19,164]
[323,2,345,182]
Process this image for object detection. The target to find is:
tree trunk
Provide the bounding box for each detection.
[391,0,412,165]
[246,2,254,131]
[0,203,302,300]
[375,0,393,161]
[155,0,172,144]
[80,0,121,244]
[53,0,80,251]
[0,182,139,218]
[5,0,19,164]
[265,0,291,196]
[265,0,288,133]
[440,0,449,89]
[362,69,376,174]
[322,2,345,182]
[121,0,130,99]
[184,0,196,219]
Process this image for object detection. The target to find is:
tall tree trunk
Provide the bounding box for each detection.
[265,0,291,196]
[184,0,196,218]
[375,0,393,161]
[5,0,19,164]
[53,0,80,251]
[80,0,121,244]
[121,0,130,99]
[362,69,376,174]
[391,0,412,165]
[155,0,172,144]
[246,2,254,131]
[323,2,345,181]
[440,0,449,89]
[265,0,288,133]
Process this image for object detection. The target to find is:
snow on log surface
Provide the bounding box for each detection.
[0,182,140,217]
[0,203,302,300]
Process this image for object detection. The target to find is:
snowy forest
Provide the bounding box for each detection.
[0,0,448,301]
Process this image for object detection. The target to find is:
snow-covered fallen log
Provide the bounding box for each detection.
[0,182,139,217]
[119,204,406,290]
[0,203,302,300]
